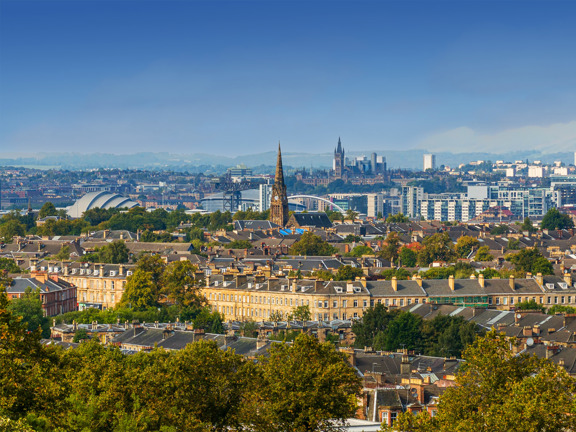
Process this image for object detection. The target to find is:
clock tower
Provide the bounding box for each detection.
[270,142,289,227]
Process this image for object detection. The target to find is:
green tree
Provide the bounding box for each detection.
[98,240,130,263]
[289,232,338,256]
[136,254,167,288]
[239,320,259,337]
[38,202,57,219]
[345,209,359,220]
[72,328,90,343]
[192,307,224,333]
[352,304,400,348]
[161,260,203,308]
[7,287,51,338]
[0,289,62,422]
[334,265,364,281]
[475,245,494,261]
[378,268,412,280]
[390,331,576,432]
[378,232,401,265]
[226,240,253,249]
[516,299,545,312]
[54,245,71,261]
[288,305,311,321]
[119,269,158,310]
[455,235,479,258]
[386,213,409,223]
[0,258,20,273]
[417,233,457,266]
[249,333,361,432]
[345,245,374,257]
[541,208,574,230]
[421,314,482,358]
[520,217,537,234]
[506,248,553,275]
[399,247,417,267]
[0,219,26,242]
[342,234,362,243]
[375,311,423,352]
[548,305,576,314]
[490,224,509,235]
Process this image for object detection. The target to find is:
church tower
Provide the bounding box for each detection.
[333,137,345,178]
[270,142,289,227]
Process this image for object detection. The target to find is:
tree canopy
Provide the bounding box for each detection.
[506,248,553,275]
[289,232,338,256]
[541,208,574,230]
[388,331,576,432]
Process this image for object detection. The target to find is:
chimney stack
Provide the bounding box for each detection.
[535,273,544,285]
[391,276,398,291]
[564,272,572,287]
[509,275,515,290]
[478,273,485,288]
[448,275,455,291]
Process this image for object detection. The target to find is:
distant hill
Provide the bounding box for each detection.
[0,149,574,171]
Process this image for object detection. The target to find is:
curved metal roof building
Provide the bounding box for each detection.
[67,191,139,218]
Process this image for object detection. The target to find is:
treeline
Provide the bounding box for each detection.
[0,288,361,432]
[352,304,484,357]
[0,205,235,242]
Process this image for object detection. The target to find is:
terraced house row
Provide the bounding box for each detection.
[202,271,576,321]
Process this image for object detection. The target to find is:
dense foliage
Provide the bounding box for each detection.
[352,304,482,357]
[0,288,361,432]
[541,208,574,230]
[506,248,554,275]
[386,331,576,431]
[289,232,338,256]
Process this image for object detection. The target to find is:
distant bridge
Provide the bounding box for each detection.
[288,195,346,213]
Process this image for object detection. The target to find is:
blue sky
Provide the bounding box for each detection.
[1,0,576,156]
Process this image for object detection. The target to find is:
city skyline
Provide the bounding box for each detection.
[2,0,576,156]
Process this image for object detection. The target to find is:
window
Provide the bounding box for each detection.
[562,296,565,304]
[333,300,338,308]
[363,300,368,308]
[392,299,397,306]
[342,313,347,319]
[407,299,412,305]
[353,300,358,307]
[324,301,328,308]
[353,312,358,318]
[333,313,338,319]
[415,299,419,304]
[503,297,507,305]
[547,297,551,304]
[555,297,558,304]
[496,297,500,305]
[390,412,397,424]
[400,299,404,306]
[385,299,389,306]
[342,300,347,308]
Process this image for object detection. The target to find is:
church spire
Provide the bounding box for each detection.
[270,142,289,227]
[275,141,285,186]
[336,137,342,153]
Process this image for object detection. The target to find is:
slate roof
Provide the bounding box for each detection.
[288,212,333,228]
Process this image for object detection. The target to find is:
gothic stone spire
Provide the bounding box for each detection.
[270,142,289,227]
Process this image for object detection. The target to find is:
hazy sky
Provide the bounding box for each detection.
[1,0,576,156]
